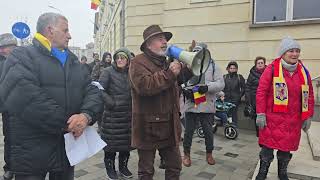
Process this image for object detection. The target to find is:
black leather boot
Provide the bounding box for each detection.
[105,159,118,180]
[119,154,133,179]
[277,151,292,180]
[255,148,274,180]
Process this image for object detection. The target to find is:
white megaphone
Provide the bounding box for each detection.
[166,45,211,76]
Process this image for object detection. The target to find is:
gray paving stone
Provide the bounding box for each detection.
[83,166,101,173]
[224,152,239,158]
[232,143,246,148]
[91,178,106,180]
[74,169,89,178]
[213,171,232,180]
[288,173,313,180]
[196,171,216,179]
[194,150,206,156]
[307,122,320,161]
[234,167,252,176]
[94,163,105,169]
[223,158,244,167]
[214,146,223,151]
[220,164,237,172]
[230,173,248,180]
[213,158,224,164]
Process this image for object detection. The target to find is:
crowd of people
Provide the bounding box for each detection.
[0,12,315,180]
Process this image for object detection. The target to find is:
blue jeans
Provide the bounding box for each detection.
[215,111,228,125]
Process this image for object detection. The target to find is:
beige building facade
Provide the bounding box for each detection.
[69,43,95,63]
[94,0,320,78]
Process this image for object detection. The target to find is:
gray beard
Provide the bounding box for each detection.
[152,50,166,57]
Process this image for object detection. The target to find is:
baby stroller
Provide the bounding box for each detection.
[196,105,238,140]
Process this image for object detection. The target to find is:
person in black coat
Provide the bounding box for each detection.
[223,61,245,126]
[88,52,100,74]
[245,56,267,137]
[98,47,133,180]
[0,13,103,180]
[80,55,91,74]
[0,33,17,180]
[91,52,112,81]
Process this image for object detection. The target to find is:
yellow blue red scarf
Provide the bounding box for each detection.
[273,57,310,120]
[192,85,206,107]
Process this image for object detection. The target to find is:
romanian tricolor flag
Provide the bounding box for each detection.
[91,0,101,10]
[192,85,206,106]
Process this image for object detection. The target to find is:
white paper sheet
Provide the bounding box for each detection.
[64,126,107,166]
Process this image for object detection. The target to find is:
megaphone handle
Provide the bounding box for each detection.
[168,56,174,63]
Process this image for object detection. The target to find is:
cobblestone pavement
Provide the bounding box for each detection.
[0,118,260,180]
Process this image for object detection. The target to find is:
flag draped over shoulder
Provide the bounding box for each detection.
[91,0,101,10]
[192,85,206,106]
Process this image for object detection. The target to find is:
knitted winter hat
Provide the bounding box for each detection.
[278,37,301,56]
[115,51,129,60]
[113,47,133,61]
[216,91,225,99]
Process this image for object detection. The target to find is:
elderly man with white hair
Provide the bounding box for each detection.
[129,25,193,180]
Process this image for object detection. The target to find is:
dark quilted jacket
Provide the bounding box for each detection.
[0,39,103,175]
[98,64,132,152]
[245,66,264,109]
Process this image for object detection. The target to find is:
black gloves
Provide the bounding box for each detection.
[182,85,208,103]
[198,85,208,94]
[182,89,195,102]
[182,89,193,99]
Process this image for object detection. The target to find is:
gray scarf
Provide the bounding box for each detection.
[281,59,298,72]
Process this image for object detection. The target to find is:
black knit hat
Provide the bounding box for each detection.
[227,61,238,69]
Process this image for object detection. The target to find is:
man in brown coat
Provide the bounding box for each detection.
[129,25,191,180]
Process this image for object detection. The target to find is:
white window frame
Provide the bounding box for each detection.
[253,0,320,24]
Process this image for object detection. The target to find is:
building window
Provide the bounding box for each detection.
[293,0,320,20]
[253,0,320,24]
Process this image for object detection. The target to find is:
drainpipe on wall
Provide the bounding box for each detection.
[120,0,125,47]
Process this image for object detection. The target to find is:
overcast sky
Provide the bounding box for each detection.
[0,0,96,48]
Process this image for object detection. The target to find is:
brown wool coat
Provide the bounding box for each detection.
[129,53,182,150]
